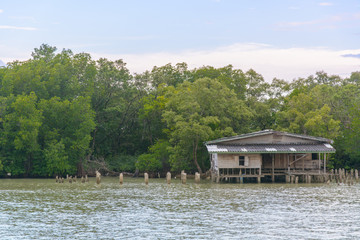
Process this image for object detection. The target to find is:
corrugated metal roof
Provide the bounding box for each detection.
[205,130,333,145]
[206,143,335,153]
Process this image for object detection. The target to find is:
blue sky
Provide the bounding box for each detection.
[1,0,360,81]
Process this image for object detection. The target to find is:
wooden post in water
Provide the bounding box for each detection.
[239,169,243,184]
[81,176,85,183]
[271,154,275,183]
[355,169,359,182]
[144,173,149,185]
[295,176,299,184]
[119,173,123,185]
[69,176,73,183]
[181,171,187,184]
[195,172,200,183]
[166,172,171,184]
[96,171,101,184]
[338,169,342,183]
[85,175,89,183]
[56,176,59,183]
[286,175,290,183]
[335,169,338,182]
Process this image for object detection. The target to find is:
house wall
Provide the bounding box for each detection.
[262,153,319,169]
[217,154,262,168]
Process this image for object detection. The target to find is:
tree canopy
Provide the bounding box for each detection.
[0,44,359,177]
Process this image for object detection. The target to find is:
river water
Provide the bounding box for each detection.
[0,177,359,239]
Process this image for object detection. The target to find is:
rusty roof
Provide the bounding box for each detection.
[206,143,335,154]
[205,129,333,145]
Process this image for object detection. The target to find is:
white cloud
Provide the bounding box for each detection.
[92,43,360,82]
[319,2,333,6]
[0,9,3,13]
[0,45,30,64]
[0,25,37,31]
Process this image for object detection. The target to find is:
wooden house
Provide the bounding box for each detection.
[205,130,336,183]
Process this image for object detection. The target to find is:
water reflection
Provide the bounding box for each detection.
[1,178,360,239]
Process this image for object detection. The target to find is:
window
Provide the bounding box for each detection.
[312,153,318,160]
[239,156,245,166]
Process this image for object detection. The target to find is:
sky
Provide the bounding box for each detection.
[0,0,360,82]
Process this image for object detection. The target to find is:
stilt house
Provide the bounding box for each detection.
[205,130,336,183]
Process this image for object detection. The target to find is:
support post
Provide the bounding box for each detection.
[144,172,149,185]
[272,154,275,183]
[290,175,295,184]
[96,171,101,184]
[287,154,290,173]
[166,172,171,184]
[119,173,123,185]
[257,167,261,184]
[195,172,200,183]
[181,171,187,184]
[239,169,243,184]
[355,169,359,182]
[286,175,290,183]
[324,153,326,174]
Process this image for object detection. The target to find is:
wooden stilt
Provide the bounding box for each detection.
[181,171,187,184]
[166,172,171,184]
[286,175,290,183]
[144,172,149,185]
[119,173,123,185]
[195,172,200,183]
[355,169,359,182]
[257,176,261,183]
[96,171,101,184]
[271,154,275,183]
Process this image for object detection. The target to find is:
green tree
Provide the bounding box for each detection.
[150,62,192,88]
[38,96,95,175]
[31,44,57,62]
[163,77,252,173]
[1,92,42,176]
[304,104,340,139]
[343,100,360,167]
[44,140,69,176]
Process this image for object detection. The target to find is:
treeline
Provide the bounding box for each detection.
[0,44,359,177]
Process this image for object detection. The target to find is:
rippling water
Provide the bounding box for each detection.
[1,177,360,239]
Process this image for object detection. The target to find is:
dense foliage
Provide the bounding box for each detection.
[0,44,359,177]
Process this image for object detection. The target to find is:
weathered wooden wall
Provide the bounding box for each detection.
[217,154,262,168]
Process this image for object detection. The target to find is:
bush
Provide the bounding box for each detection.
[107,154,137,172]
[135,153,162,173]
